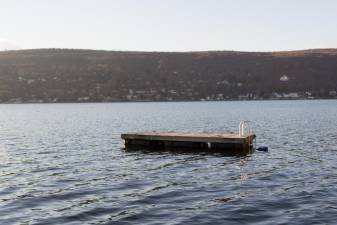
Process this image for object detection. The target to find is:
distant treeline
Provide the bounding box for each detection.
[0,48,336,103]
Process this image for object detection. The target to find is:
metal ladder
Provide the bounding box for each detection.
[239,121,255,148]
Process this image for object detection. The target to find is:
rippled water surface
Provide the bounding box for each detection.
[1,100,337,225]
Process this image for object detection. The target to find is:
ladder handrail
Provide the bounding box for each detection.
[239,121,253,137]
[239,121,254,149]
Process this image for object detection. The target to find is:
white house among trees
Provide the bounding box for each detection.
[280,75,289,81]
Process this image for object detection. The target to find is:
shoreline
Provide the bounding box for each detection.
[0,98,336,105]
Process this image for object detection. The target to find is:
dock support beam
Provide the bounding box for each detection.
[124,137,255,156]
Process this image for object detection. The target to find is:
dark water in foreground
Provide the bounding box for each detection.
[1,100,337,225]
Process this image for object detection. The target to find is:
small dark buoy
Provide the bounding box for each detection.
[257,146,268,152]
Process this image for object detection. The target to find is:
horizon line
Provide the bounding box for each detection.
[1,47,337,54]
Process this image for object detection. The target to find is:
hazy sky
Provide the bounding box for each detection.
[1,0,336,52]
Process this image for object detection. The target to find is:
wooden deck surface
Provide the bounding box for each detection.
[122,131,255,144]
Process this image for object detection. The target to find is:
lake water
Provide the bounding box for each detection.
[1,100,337,225]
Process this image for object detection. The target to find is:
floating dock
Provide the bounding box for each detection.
[121,131,256,156]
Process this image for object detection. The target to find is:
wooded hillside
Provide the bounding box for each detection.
[0,48,336,102]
